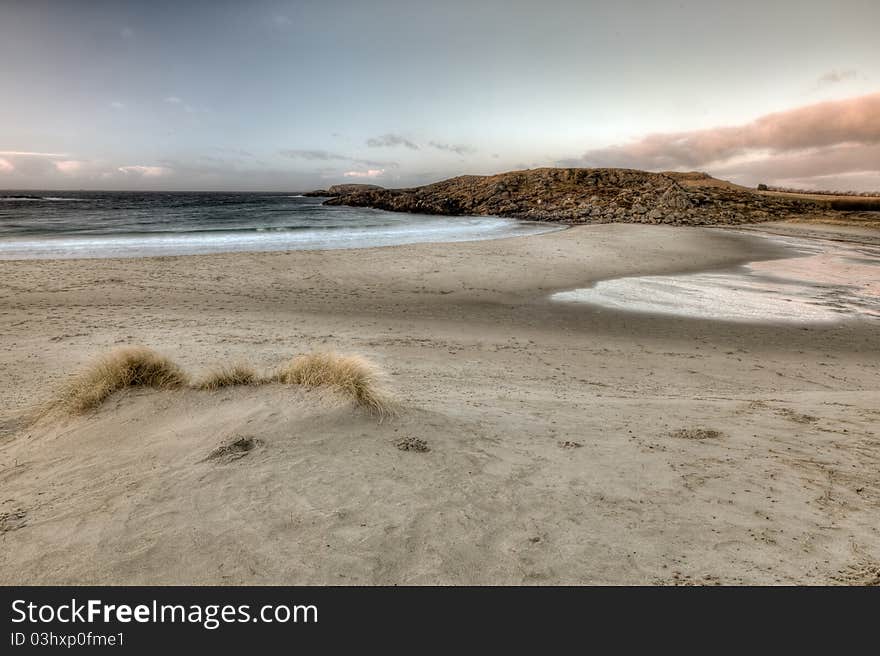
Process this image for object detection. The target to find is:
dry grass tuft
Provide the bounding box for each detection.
[275,352,394,417]
[49,346,188,414]
[37,347,395,421]
[195,363,259,391]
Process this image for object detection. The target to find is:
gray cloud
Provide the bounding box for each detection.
[429,141,476,156]
[817,69,858,87]
[211,146,254,158]
[279,149,396,168]
[279,149,348,161]
[366,133,419,150]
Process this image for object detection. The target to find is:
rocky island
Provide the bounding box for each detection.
[302,183,384,197]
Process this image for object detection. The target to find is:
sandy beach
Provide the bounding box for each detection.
[1,222,878,585]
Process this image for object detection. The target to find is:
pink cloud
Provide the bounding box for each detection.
[713,143,880,180]
[0,151,72,176]
[0,150,67,158]
[578,92,880,168]
[343,169,385,178]
[562,92,880,189]
[55,160,84,174]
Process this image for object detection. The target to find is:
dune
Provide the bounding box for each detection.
[40,347,391,416]
[46,345,188,415]
[3,381,879,585]
[195,362,259,391]
[275,352,394,418]
[1,386,410,584]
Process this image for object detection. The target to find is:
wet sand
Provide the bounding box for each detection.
[1,222,878,585]
[552,232,880,322]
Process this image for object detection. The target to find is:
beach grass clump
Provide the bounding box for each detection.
[39,346,396,421]
[275,352,394,417]
[195,363,259,391]
[51,345,188,414]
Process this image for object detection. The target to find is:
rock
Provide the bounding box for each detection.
[303,183,384,197]
[323,167,821,226]
[327,183,384,195]
[659,183,692,209]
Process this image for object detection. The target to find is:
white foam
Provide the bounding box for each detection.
[0,196,85,202]
[0,217,559,260]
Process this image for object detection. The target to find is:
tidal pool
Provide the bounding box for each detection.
[551,233,880,323]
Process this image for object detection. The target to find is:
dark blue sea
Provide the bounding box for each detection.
[0,191,555,259]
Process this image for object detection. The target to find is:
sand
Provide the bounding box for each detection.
[0,223,878,585]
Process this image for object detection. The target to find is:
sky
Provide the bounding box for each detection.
[1,0,878,191]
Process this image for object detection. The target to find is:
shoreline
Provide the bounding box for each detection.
[0,214,561,261]
[1,221,878,585]
[725,220,880,246]
[1,209,877,263]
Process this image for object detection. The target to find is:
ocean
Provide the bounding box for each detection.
[0,191,557,260]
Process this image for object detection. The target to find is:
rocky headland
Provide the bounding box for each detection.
[315,168,828,226]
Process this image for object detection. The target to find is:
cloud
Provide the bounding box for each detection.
[110,101,125,110]
[429,141,476,156]
[121,27,134,39]
[772,170,880,193]
[817,69,858,87]
[712,142,880,181]
[279,149,395,168]
[0,151,84,177]
[118,165,170,177]
[55,160,84,174]
[163,96,199,113]
[212,146,254,158]
[0,151,67,158]
[366,134,419,150]
[279,149,347,161]
[560,92,880,188]
[344,169,385,178]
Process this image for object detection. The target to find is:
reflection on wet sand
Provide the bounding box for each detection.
[552,233,880,323]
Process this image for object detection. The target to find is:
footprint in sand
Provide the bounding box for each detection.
[203,436,264,464]
[0,508,28,533]
[669,428,725,440]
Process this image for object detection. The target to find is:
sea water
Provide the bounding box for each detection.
[0,191,557,259]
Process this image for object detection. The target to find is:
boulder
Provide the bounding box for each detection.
[659,183,692,210]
